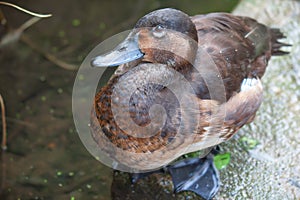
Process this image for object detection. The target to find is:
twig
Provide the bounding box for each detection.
[0,17,41,46]
[0,14,76,70]
[0,1,52,18]
[5,116,35,128]
[18,17,41,33]
[0,94,7,151]
[20,34,78,70]
[0,2,78,70]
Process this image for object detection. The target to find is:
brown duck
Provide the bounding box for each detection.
[90,8,288,172]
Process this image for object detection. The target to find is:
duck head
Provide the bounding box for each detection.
[91,8,198,71]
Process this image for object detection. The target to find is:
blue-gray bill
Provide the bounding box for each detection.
[91,33,144,67]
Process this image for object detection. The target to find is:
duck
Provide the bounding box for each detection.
[89,8,288,198]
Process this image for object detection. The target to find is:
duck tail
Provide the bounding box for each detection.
[270,28,291,56]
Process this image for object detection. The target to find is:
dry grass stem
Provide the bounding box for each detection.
[0,94,7,150]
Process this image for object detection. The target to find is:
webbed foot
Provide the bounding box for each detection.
[168,154,220,200]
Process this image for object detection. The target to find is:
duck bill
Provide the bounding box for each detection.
[91,33,144,67]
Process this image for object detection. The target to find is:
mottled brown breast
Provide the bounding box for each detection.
[92,64,185,154]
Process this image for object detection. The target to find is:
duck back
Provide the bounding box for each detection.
[191,13,288,100]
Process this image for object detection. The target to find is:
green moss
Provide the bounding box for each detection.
[213,153,231,170]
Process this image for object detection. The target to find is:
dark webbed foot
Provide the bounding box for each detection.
[130,147,221,199]
[168,154,220,200]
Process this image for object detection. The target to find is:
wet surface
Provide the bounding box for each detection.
[1,0,299,199]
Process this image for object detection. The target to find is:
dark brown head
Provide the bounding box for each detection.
[134,8,198,41]
[91,8,198,71]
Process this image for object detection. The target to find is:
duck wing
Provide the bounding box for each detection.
[191,13,288,100]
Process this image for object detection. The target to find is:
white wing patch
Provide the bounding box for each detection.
[240,78,259,92]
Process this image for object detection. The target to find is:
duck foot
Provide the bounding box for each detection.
[168,154,220,200]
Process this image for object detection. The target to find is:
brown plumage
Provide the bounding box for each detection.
[90,8,289,171]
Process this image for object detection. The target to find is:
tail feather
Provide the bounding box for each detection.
[271,28,291,55]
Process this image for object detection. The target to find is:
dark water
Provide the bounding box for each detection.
[0,1,238,199]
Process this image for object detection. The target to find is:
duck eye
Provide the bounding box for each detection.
[152,25,166,38]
